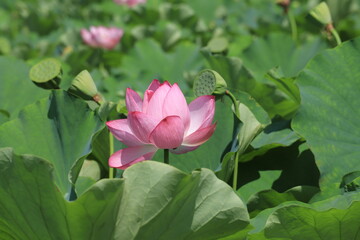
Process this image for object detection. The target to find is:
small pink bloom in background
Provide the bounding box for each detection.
[107,79,216,169]
[113,0,146,7]
[81,26,123,50]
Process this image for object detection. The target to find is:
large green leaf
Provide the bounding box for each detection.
[0,148,250,240]
[247,186,319,217]
[327,0,353,23]
[240,33,326,81]
[201,51,300,118]
[89,126,111,170]
[248,192,360,239]
[240,128,300,163]
[235,91,271,156]
[185,0,223,24]
[236,143,319,194]
[116,160,249,240]
[0,56,47,123]
[0,91,103,196]
[263,201,360,240]
[75,160,101,197]
[237,170,282,202]
[292,37,360,199]
[0,148,124,240]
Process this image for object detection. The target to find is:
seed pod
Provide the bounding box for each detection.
[29,58,62,89]
[69,70,100,102]
[193,69,227,97]
[310,2,332,25]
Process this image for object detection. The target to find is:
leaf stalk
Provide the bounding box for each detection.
[225,90,241,191]
[164,149,169,164]
[109,132,114,179]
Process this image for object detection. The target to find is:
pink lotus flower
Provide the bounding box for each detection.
[81,26,123,50]
[113,0,146,7]
[106,79,216,169]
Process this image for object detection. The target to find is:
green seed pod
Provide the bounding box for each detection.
[193,69,227,97]
[310,2,332,25]
[69,70,99,102]
[29,58,62,89]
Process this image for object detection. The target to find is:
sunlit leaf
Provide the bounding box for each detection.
[241,33,326,81]
[0,56,47,122]
[115,161,249,240]
[0,148,123,240]
[0,91,103,197]
[247,186,319,217]
[235,91,271,156]
[292,37,360,200]
[0,149,250,240]
[237,170,282,202]
[240,128,300,163]
[248,192,360,239]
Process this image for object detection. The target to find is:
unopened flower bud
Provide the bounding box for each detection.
[193,69,227,96]
[69,70,100,102]
[310,2,332,25]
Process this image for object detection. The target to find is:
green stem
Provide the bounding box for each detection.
[330,28,342,46]
[164,149,169,164]
[225,90,240,191]
[288,10,297,41]
[50,79,60,89]
[232,152,240,191]
[109,132,114,179]
[99,62,110,78]
[226,90,240,118]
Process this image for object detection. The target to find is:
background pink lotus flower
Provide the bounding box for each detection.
[107,79,216,169]
[81,26,123,50]
[113,0,146,7]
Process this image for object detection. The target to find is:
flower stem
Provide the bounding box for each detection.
[326,23,342,46]
[164,149,169,164]
[225,90,241,191]
[225,90,240,118]
[109,132,114,179]
[232,152,240,191]
[330,28,342,46]
[288,10,298,41]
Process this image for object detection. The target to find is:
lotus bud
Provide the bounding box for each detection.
[310,2,332,25]
[193,69,227,97]
[69,70,100,102]
[29,58,62,89]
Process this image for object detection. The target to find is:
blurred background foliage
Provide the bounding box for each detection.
[1,0,360,103]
